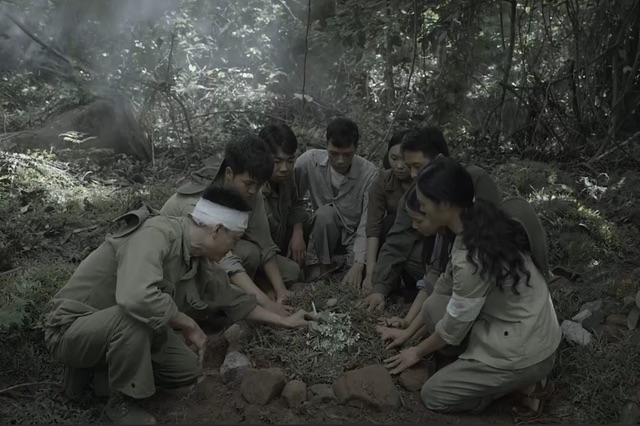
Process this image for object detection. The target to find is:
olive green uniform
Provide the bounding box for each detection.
[372,164,502,296]
[419,236,561,413]
[293,149,378,265]
[160,162,302,285]
[44,209,258,400]
[262,177,313,254]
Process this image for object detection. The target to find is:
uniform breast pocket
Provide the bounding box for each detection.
[157,278,176,298]
[482,319,525,360]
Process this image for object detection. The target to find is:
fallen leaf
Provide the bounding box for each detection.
[20,204,30,214]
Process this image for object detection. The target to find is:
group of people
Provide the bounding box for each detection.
[43,118,562,424]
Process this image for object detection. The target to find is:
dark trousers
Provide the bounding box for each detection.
[379,213,419,295]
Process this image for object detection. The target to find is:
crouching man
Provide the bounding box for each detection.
[44,186,311,424]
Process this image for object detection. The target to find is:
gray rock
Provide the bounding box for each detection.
[307,384,336,403]
[580,300,603,313]
[619,401,640,424]
[582,309,606,332]
[606,314,628,327]
[561,320,592,346]
[399,360,431,392]
[281,380,307,408]
[333,365,401,409]
[224,323,252,353]
[594,324,625,343]
[220,351,252,384]
[241,368,286,405]
[571,309,592,323]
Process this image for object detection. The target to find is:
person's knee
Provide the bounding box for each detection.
[313,205,338,229]
[279,257,301,285]
[158,352,202,389]
[421,377,458,413]
[183,353,203,383]
[421,379,448,412]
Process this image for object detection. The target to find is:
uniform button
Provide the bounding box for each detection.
[504,331,509,336]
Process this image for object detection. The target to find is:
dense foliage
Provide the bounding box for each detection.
[1,0,638,162]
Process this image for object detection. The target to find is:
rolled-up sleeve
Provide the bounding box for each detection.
[220,252,246,276]
[115,228,178,330]
[434,251,491,346]
[244,195,279,265]
[199,263,258,321]
[353,169,377,264]
[366,173,387,238]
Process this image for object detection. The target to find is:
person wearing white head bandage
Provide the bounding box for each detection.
[161,135,301,320]
[44,185,314,425]
[192,198,250,233]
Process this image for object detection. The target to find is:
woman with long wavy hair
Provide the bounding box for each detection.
[383,157,561,419]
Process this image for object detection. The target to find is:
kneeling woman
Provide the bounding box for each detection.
[384,157,561,417]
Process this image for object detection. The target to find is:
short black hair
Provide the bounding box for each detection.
[405,186,421,213]
[401,126,450,159]
[223,134,274,184]
[258,123,298,156]
[383,128,411,169]
[201,184,252,212]
[326,117,359,148]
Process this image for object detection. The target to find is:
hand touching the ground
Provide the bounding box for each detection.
[362,274,373,293]
[267,299,293,317]
[355,292,385,312]
[288,232,306,266]
[384,347,421,375]
[276,289,293,305]
[341,263,364,288]
[170,312,207,366]
[183,321,208,366]
[376,325,409,350]
[284,309,315,328]
[378,316,405,329]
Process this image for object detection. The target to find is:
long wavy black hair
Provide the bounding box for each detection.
[416,157,532,294]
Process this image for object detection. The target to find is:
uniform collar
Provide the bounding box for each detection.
[179,217,193,264]
[384,169,401,191]
[319,150,360,180]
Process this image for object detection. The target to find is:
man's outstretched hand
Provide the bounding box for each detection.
[341,263,364,288]
[284,309,316,328]
[355,292,385,312]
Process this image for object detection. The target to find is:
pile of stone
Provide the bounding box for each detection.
[560,297,639,346]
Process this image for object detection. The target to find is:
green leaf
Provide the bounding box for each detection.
[0,297,28,329]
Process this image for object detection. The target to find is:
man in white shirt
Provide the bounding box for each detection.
[294,118,378,287]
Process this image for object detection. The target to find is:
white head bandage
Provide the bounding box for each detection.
[192,198,249,232]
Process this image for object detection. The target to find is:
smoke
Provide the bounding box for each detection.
[0,0,348,111]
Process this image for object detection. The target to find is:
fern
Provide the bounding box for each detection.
[0,296,28,329]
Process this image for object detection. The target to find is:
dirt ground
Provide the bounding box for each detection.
[1,148,640,424]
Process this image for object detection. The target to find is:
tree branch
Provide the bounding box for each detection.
[3,8,87,74]
[301,0,312,117]
[369,0,419,160]
[495,0,517,143]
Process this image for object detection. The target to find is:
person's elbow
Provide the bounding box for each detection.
[115,286,148,318]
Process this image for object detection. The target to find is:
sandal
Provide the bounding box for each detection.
[511,380,555,421]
